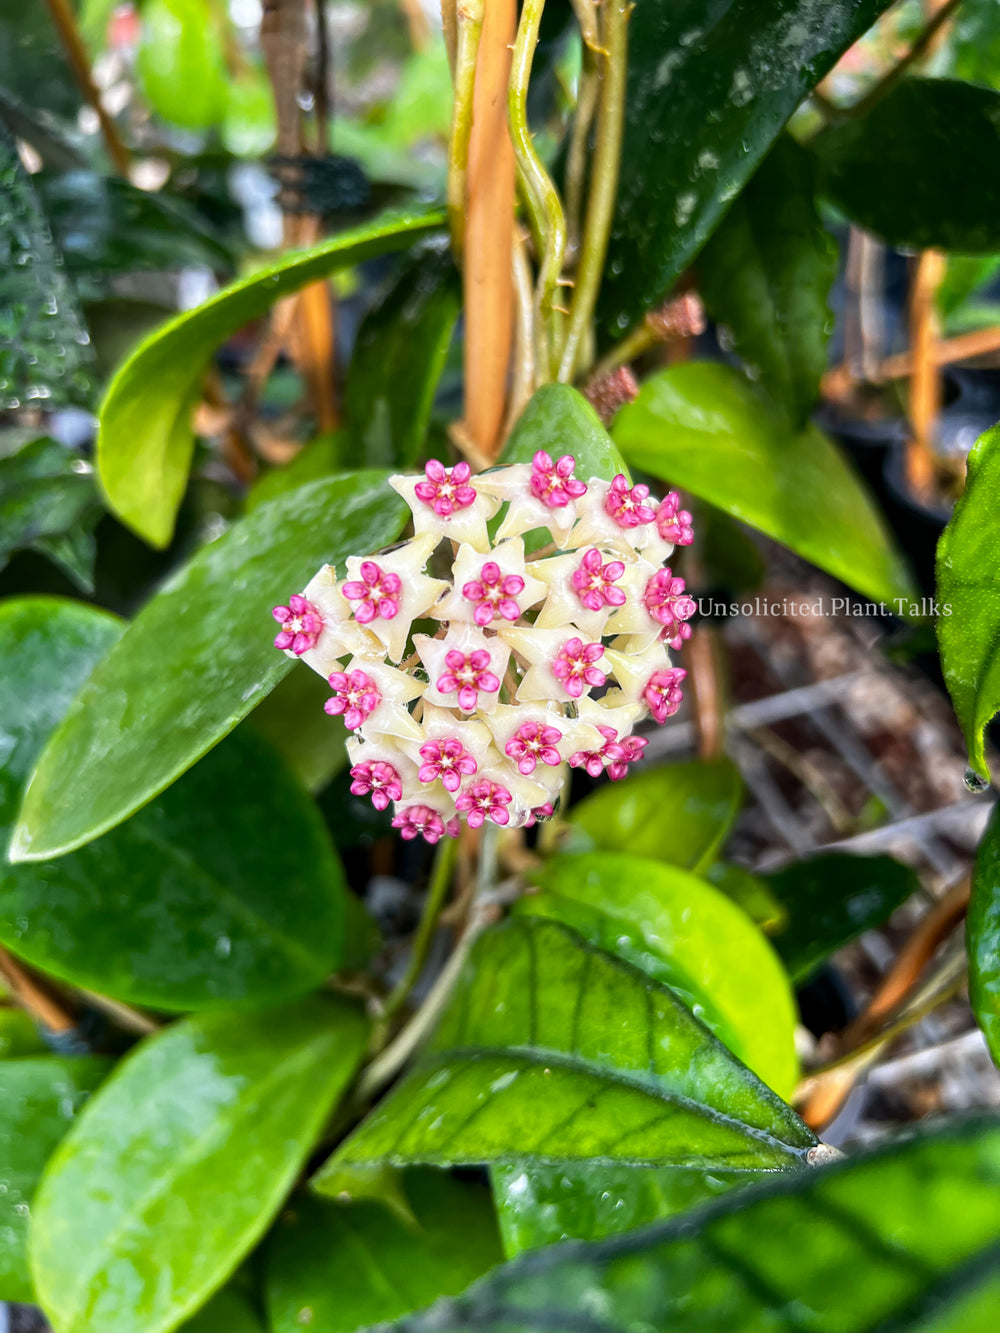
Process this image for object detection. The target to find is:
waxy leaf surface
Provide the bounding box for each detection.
[614,362,915,606]
[936,424,1000,781]
[522,853,797,1097]
[392,1120,1000,1332]
[499,385,629,483]
[313,917,815,1196]
[567,756,742,873]
[12,472,406,858]
[31,998,368,1333]
[969,802,1000,1065]
[266,1171,502,1333]
[97,210,440,547]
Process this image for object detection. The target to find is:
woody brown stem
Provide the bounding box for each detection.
[44,0,131,175]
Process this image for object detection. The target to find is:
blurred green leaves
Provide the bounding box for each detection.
[96,209,442,548]
[969,803,1000,1064]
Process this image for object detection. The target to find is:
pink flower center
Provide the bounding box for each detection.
[462,562,526,626]
[436,648,501,712]
[569,725,626,778]
[391,804,458,844]
[655,493,694,546]
[324,669,381,730]
[413,460,477,518]
[455,780,513,828]
[350,760,403,811]
[607,734,648,781]
[272,594,323,655]
[643,667,687,724]
[505,721,563,775]
[342,561,402,625]
[552,637,606,699]
[606,474,656,529]
[571,548,627,613]
[643,568,697,649]
[418,737,478,792]
[529,450,587,509]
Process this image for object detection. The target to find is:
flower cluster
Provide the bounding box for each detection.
[270,453,694,842]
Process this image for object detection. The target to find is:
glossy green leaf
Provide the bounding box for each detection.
[946,0,1000,91]
[0,437,101,591]
[12,472,406,859]
[136,0,227,131]
[247,665,347,794]
[599,0,893,335]
[246,433,347,513]
[313,916,816,1197]
[614,361,916,606]
[969,802,1000,1064]
[0,1056,109,1302]
[705,860,788,932]
[765,853,920,983]
[521,853,798,1097]
[936,425,1000,782]
[393,1119,1000,1333]
[31,997,368,1333]
[344,243,460,469]
[97,209,441,548]
[490,1162,753,1257]
[814,79,1000,253]
[182,1284,265,1333]
[266,1171,503,1333]
[500,384,628,482]
[0,596,355,1009]
[0,1008,47,1059]
[697,135,836,424]
[567,756,742,873]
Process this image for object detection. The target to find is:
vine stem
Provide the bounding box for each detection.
[381,837,458,1023]
[43,0,131,175]
[558,0,631,383]
[0,947,74,1034]
[445,0,484,259]
[508,0,568,381]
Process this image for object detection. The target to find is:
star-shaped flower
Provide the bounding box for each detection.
[329,657,425,742]
[391,797,460,844]
[529,548,630,639]
[433,538,546,627]
[390,462,499,552]
[399,705,497,795]
[566,479,660,557]
[476,453,587,546]
[342,533,449,663]
[571,696,645,779]
[346,734,421,808]
[456,764,550,828]
[279,565,382,678]
[485,702,604,774]
[413,625,511,715]
[602,639,674,707]
[498,625,607,704]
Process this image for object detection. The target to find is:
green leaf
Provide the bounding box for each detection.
[0,437,101,591]
[697,135,836,424]
[705,860,788,933]
[521,853,798,1097]
[11,472,406,859]
[500,384,628,482]
[182,1285,265,1333]
[490,1161,752,1257]
[614,361,916,606]
[247,664,347,793]
[599,0,893,335]
[97,210,442,548]
[0,597,355,1010]
[813,78,1000,252]
[344,243,460,469]
[246,434,348,513]
[136,0,228,131]
[968,803,1000,1064]
[0,1056,110,1302]
[0,1008,47,1059]
[31,997,368,1333]
[266,1171,503,1333]
[393,1119,1000,1333]
[765,853,920,984]
[567,756,742,873]
[946,0,1000,92]
[936,424,1000,782]
[313,916,816,1197]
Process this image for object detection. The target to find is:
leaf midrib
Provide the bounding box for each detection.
[50,1027,343,1333]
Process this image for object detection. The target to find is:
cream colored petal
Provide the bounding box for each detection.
[433,537,547,625]
[413,626,511,715]
[603,640,673,705]
[343,533,450,663]
[388,474,498,552]
[529,549,618,639]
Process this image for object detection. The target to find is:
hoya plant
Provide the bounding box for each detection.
[5,0,1000,1330]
